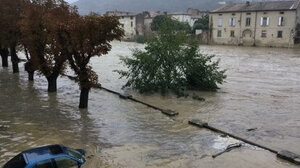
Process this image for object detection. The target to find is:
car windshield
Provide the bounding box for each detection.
[65,147,83,160]
[3,154,26,168]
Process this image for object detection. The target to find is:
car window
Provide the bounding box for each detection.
[54,157,78,168]
[34,160,54,168]
[3,154,27,168]
[65,148,83,160]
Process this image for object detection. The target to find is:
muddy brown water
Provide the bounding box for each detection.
[0,42,300,168]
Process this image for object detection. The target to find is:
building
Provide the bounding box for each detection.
[210,0,300,47]
[143,11,165,37]
[168,12,194,27]
[187,8,209,23]
[106,11,137,40]
[136,12,148,36]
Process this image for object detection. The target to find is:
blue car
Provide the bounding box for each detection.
[3,144,86,168]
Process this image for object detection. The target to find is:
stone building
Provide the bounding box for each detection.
[143,11,165,37]
[210,0,300,47]
[106,11,137,40]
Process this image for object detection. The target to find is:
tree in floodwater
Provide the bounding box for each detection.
[19,0,48,81]
[20,0,78,89]
[0,44,9,68]
[67,14,123,108]
[117,16,226,96]
[0,0,24,72]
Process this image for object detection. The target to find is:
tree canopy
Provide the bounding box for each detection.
[151,15,191,33]
[0,0,24,72]
[117,16,226,96]
[0,0,124,108]
[67,14,124,108]
[193,14,209,32]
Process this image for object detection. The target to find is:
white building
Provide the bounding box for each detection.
[168,12,194,27]
[106,11,137,40]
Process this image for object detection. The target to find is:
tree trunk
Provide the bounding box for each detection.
[24,62,35,81]
[28,71,34,81]
[46,75,58,92]
[10,46,19,73]
[0,48,9,67]
[79,88,90,109]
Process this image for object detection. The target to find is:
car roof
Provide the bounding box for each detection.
[22,144,68,164]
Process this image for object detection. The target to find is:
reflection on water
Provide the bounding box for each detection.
[1,42,300,167]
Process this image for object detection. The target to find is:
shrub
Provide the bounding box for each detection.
[116,17,226,96]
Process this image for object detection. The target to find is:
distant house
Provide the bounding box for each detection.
[169,9,208,28]
[106,11,137,40]
[188,9,209,28]
[143,11,165,36]
[210,0,300,47]
[136,12,148,36]
[168,12,194,27]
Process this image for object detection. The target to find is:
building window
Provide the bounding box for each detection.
[217,30,222,37]
[246,18,251,26]
[261,30,267,38]
[130,16,133,20]
[280,11,284,14]
[261,17,269,26]
[232,13,236,16]
[229,18,236,26]
[277,31,283,38]
[278,17,284,26]
[219,14,223,16]
[131,21,133,27]
[246,12,251,15]
[230,30,235,37]
[263,12,268,15]
[218,18,223,27]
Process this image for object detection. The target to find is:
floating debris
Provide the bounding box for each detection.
[212,143,242,158]
[247,128,258,132]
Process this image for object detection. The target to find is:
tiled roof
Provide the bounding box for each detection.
[211,0,300,13]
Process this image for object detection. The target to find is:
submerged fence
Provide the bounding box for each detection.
[64,74,300,165]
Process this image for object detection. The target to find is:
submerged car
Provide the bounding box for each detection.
[3,144,86,168]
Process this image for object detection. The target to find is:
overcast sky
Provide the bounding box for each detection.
[65,0,78,3]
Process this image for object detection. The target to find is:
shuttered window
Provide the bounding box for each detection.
[261,17,269,26]
[278,17,284,26]
[229,18,236,26]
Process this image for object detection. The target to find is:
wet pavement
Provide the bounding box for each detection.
[0,42,300,167]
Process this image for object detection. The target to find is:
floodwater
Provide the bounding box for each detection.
[1,42,300,168]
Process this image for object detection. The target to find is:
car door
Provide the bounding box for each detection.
[53,157,78,168]
[34,159,55,168]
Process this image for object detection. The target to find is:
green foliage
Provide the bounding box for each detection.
[136,35,147,44]
[193,14,209,32]
[151,15,191,33]
[116,18,226,96]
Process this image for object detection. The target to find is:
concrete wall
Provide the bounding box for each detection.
[119,16,136,40]
[211,10,297,47]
